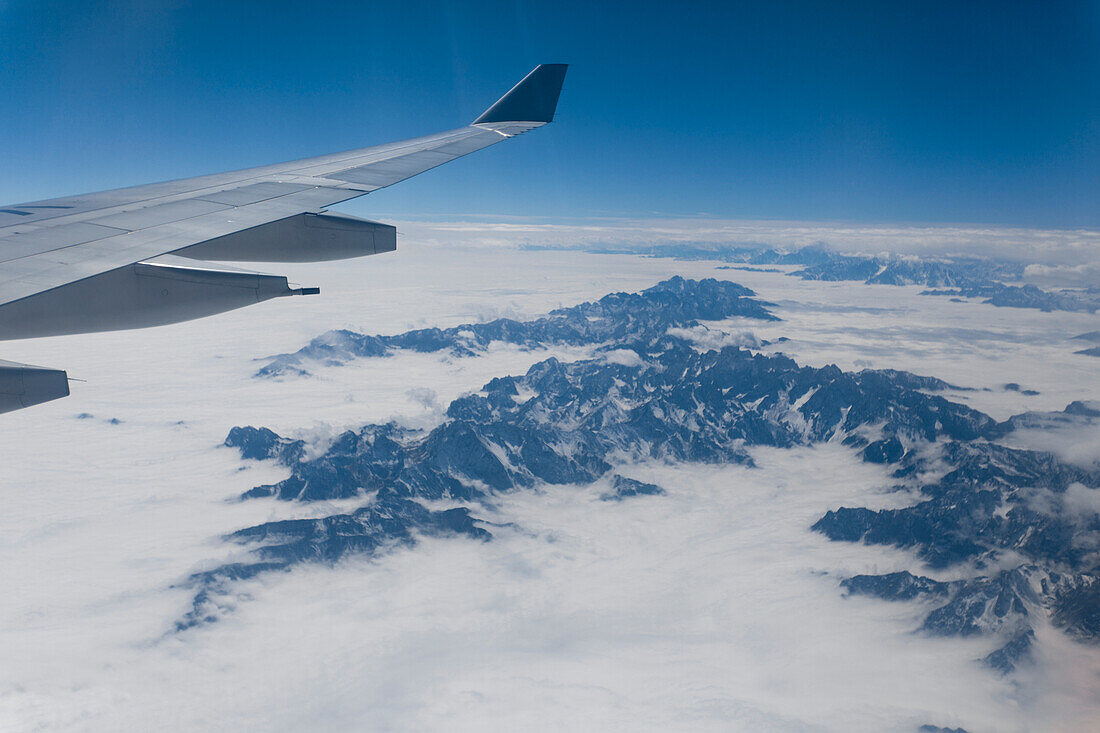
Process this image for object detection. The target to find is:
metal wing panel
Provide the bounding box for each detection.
[88,198,231,231]
[332,149,462,187]
[0,186,365,306]
[282,126,492,178]
[196,182,317,206]
[310,127,523,190]
[431,133,512,156]
[0,222,128,263]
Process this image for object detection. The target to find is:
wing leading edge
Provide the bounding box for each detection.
[0,64,567,414]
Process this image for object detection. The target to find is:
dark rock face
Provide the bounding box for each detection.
[861,437,906,464]
[191,277,1100,676]
[923,283,1100,313]
[225,426,304,464]
[177,498,487,630]
[600,475,665,501]
[919,569,1037,638]
[1066,401,1100,417]
[228,501,488,565]
[1052,579,1100,640]
[842,571,952,601]
[256,276,779,377]
[984,629,1036,675]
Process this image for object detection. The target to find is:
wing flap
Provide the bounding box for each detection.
[0,360,68,413]
[0,259,313,341]
[175,212,395,262]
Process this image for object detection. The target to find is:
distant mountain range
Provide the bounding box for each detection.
[199,278,1099,678]
[529,243,1100,314]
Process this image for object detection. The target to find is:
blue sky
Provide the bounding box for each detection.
[1,0,1097,227]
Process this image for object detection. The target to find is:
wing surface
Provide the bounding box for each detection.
[0,64,568,309]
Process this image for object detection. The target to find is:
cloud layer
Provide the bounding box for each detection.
[2,449,1035,732]
[1,242,1097,731]
[384,215,1100,279]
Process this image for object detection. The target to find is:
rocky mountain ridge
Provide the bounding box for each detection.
[257,275,777,378]
[191,278,1098,677]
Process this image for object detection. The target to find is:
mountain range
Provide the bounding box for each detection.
[195,277,1098,677]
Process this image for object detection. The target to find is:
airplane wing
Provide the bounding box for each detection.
[0,64,568,414]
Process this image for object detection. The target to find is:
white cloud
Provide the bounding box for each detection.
[1000,413,1100,469]
[0,448,1033,733]
[1064,483,1100,519]
[602,349,645,367]
[1,241,1098,732]
[666,325,761,352]
[379,215,1100,275]
[1024,262,1100,289]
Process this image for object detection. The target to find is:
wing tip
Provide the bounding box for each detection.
[473,64,569,125]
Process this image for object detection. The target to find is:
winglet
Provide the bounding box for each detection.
[474,64,568,125]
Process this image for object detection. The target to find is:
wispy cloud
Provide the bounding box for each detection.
[380,215,1100,277]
